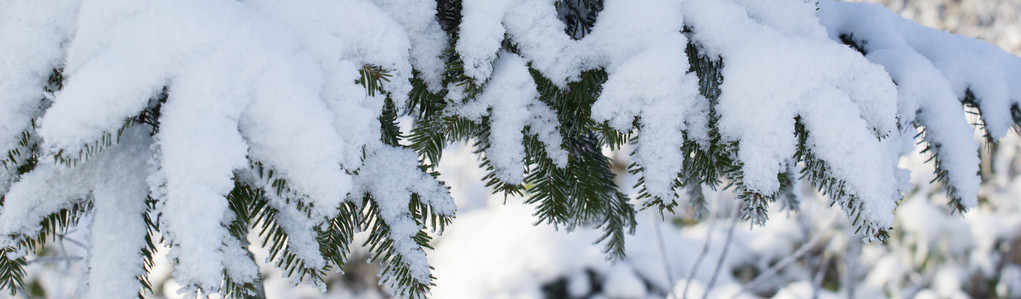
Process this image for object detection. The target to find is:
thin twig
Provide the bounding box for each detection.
[57,237,70,270]
[26,256,83,264]
[901,265,935,298]
[844,234,862,299]
[652,212,677,298]
[683,194,722,299]
[741,232,828,294]
[703,202,742,299]
[59,235,87,250]
[812,253,830,299]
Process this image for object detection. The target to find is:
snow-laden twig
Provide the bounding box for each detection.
[703,201,742,299]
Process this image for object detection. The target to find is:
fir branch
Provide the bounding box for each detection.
[317,201,359,271]
[527,64,636,259]
[795,117,890,242]
[406,75,447,121]
[524,135,575,226]
[737,189,772,226]
[630,160,679,214]
[52,87,167,168]
[0,200,92,296]
[961,89,995,145]
[524,132,636,258]
[357,65,393,98]
[137,196,160,299]
[554,0,604,39]
[220,269,262,299]
[377,76,464,238]
[594,191,635,260]
[380,97,403,147]
[2,68,62,177]
[1,121,39,176]
[838,33,868,56]
[777,164,801,213]
[224,180,330,289]
[1011,103,1021,134]
[409,190,454,235]
[221,184,267,299]
[407,116,452,168]
[685,35,724,101]
[532,68,608,138]
[915,124,969,214]
[676,40,731,219]
[359,195,435,299]
[133,87,168,136]
[0,247,26,296]
[473,121,527,196]
[435,0,463,36]
[51,123,129,168]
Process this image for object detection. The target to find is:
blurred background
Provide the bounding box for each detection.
[11,0,1021,298]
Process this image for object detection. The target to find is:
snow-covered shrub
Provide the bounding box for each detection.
[1,0,1020,298]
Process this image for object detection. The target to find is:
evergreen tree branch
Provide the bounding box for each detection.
[0,200,91,296]
[795,118,890,242]
[137,196,160,299]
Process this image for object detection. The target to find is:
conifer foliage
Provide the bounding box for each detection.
[1,0,1021,298]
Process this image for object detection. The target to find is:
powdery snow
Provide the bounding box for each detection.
[1,0,1021,297]
[685,0,901,230]
[83,128,152,299]
[446,52,568,184]
[0,0,80,194]
[350,146,455,292]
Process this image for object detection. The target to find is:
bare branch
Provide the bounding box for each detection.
[703,201,742,299]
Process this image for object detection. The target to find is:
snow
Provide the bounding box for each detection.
[456,0,702,202]
[0,160,96,246]
[83,128,151,299]
[370,0,448,92]
[586,0,700,204]
[602,264,647,298]
[0,127,155,298]
[684,0,902,231]
[866,49,981,207]
[246,0,417,108]
[243,0,413,170]
[157,51,250,293]
[237,168,328,280]
[456,0,515,82]
[0,0,80,194]
[430,203,608,298]
[350,146,455,292]
[446,52,568,184]
[503,0,580,86]
[818,0,1021,210]
[2,0,1021,297]
[819,1,1021,140]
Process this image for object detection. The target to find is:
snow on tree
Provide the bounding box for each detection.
[0,0,1019,298]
